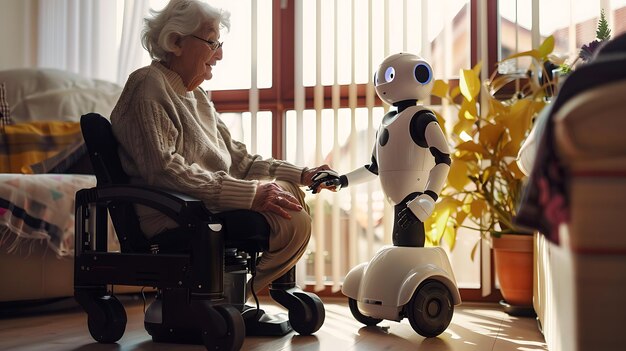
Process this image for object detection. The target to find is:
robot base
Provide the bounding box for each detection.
[342,246,461,338]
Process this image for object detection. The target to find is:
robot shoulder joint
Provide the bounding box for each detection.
[409,110,438,148]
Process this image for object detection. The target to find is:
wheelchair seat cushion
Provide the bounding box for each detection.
[149,209,270,254]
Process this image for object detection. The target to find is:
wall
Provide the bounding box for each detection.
[0,0,37,70]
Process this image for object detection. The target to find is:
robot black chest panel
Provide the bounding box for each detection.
[378,110,433,148]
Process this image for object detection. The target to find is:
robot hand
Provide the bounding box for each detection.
[308,170,343,194]
[399,194,436,228]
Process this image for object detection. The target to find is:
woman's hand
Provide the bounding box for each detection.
[302,165,339,193]
[302,164,334,187]
[251,182,303,219]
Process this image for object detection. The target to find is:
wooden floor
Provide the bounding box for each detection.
[0,295,547,351]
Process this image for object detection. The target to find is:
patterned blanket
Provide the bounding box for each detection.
[0,121,84,174]
[0,174,96,256]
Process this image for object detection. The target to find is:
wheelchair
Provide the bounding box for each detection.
[74,113,325,350]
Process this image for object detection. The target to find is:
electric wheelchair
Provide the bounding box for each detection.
[74,113,325,350]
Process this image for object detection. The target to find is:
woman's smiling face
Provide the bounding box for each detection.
[169,22,223,91]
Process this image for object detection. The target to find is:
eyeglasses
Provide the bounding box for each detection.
[190,35,223,50]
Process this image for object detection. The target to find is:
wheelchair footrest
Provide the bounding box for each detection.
[242,306,292,336]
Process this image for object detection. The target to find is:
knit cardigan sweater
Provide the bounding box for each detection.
[111,61,305,217]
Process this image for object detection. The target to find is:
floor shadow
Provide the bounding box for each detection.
[353,325,453,351]
[69,340,205,351]
[69,343,122,351]
[0,297,81,319]
[289,334,320,350]
[0,293,153,319]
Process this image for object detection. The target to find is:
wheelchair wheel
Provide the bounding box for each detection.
[406,280,454,337]
[201,304,245,351]
[348,298,383,326]
[290,291,325,335]
[87,295,127,343]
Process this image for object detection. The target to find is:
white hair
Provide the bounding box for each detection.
[142,0,231,62]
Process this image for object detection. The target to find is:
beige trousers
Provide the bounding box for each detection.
[248,180,312,299]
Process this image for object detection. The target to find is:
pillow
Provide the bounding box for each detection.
[0,68,122,123]
[0,83,14,126]
[10,87,121,123]
[0,121,83,173]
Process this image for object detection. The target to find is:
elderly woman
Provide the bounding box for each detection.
[110,0,333,299]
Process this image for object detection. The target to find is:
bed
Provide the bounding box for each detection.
[0,68,122,302]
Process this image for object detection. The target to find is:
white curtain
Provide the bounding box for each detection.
[37,0,118,82]
[117,0,151,85]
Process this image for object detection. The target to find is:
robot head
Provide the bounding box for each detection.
[374,53,434,106]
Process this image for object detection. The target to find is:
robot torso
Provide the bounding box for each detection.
[376,105,436,205]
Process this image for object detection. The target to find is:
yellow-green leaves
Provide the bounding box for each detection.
[459,62,483,102]
[456,140,485,156]
[460,68,481,102]
[497,35,555,62]
[426,197,464,250]
[478,123,506,150]
[470,198,487,219]
[431,79,449,98]
[447,159,470,191]
[538,35,555,60]
[507,160,526,180]
[425,46,554,246]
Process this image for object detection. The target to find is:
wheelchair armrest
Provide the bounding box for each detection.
[76,184,217,227]
[75,184,226,296]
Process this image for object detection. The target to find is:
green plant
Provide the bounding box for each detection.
[596,9,612,41]
[558,9,612,73]
[424,36,558,255]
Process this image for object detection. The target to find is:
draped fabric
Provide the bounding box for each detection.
[35,0,151,85]
[117,0,151,85]
[0,174,96,256]
[36,0,118,83]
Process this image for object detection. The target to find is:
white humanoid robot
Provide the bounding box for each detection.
[311,53,461,337]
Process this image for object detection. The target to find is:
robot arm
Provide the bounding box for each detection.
[308,139,380,193]
[309,154,379,194]
[423,120,451,197]
[401,114,451,225]
[309,164,378,193]
[343,143,381,187]
[342,163,379,187]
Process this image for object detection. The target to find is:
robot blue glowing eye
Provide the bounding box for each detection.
[384,67,395,82]
[414,64,432,84]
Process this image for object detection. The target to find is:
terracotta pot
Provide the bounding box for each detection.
[492,234,534,307]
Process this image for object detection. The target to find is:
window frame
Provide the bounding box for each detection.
[211,0,504,302]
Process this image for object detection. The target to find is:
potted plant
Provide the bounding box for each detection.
[424,36,558,311]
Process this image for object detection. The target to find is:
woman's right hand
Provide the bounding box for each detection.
[251,182,303,219]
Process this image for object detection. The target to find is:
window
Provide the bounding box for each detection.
[138,1,275,158]
[68,0,598,300]
[281,0,477,294]
[31,0,624,302]
[498,0,626,63]
[143,0,273,91]
[137,0,488,300]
